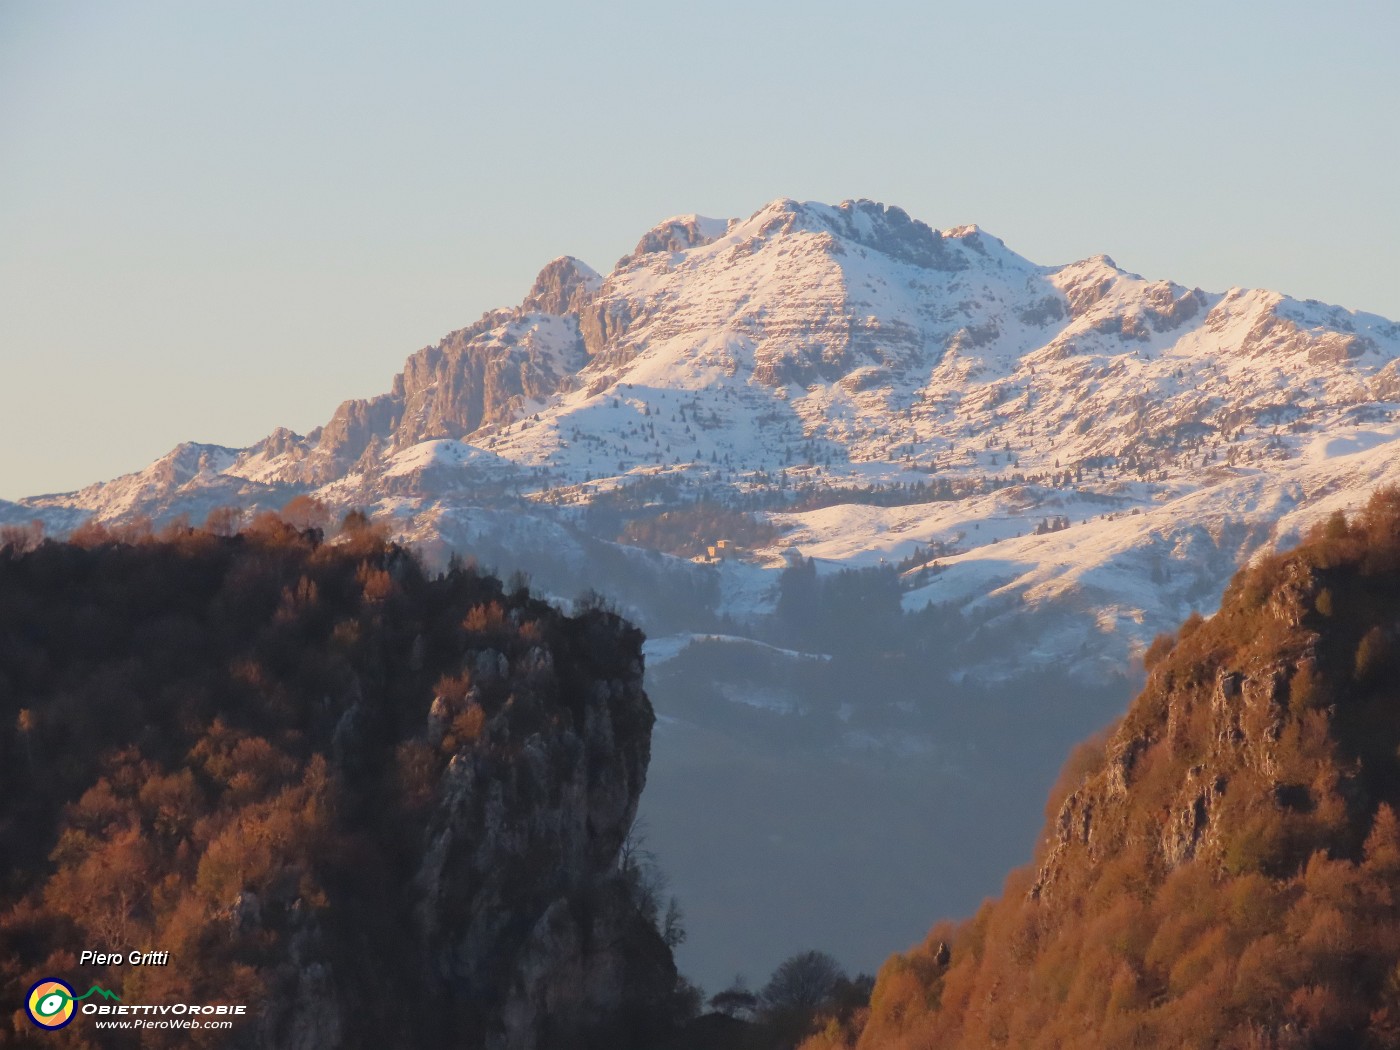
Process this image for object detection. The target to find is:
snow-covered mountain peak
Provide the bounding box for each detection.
[13,196,1400,682]
[726,197,970,273]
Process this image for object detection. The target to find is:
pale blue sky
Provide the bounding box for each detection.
[2,0,1397,500]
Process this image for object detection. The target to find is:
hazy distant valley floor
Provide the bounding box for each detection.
[641,713,1048,990]
[636,636,1133,989]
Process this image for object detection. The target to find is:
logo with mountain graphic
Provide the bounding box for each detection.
[25,978,120,1030]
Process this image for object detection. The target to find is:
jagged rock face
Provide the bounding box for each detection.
[231,573,673,1050]
[815,199,963,271]
[33,196,1400,502]
[13,196,1400,687]
[314,393,404,481]
[0,532,676,1050]
[626,215,730,261]
[851,496,1400,1050]
[260,283,594,484]
[1032,560,1325,900]
[415,652,670,1050]
[522,256,601,316]
[391,313,588,447]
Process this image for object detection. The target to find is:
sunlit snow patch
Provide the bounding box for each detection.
[382,440,517,478]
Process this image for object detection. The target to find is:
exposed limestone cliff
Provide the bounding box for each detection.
[412,640,672,1050]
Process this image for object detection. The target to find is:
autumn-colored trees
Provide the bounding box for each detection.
[0,509,664,1048]
[816,488,1400,1050]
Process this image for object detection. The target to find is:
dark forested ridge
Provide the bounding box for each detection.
[808,489,1400,1050]
[0,514,680,1049]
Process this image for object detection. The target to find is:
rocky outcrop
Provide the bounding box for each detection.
[851,491,1400,1050]
[628,216,728,260]
[0,528,679,1050]
[521,256,601,316]
[281,263,595,481]
[579,295,635,364]
[203,561,676,1050]
[314,393,404,479]
[414,648,673,1050]
[1032,567,1322,901]
[816,199,964,272]
[391,315,586,447]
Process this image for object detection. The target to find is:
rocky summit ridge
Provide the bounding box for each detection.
[8,197,1400,679]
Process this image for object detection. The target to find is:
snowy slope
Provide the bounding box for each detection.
[10,196,1400,675]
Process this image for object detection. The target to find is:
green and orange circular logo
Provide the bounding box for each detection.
[26,978,77,1030]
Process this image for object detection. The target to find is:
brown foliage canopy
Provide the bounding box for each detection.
[0,515,646,1048]
[822,488,1400,1050]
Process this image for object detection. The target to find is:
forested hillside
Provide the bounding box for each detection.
[810,489,1400,1050]
[0,511,680,1049]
